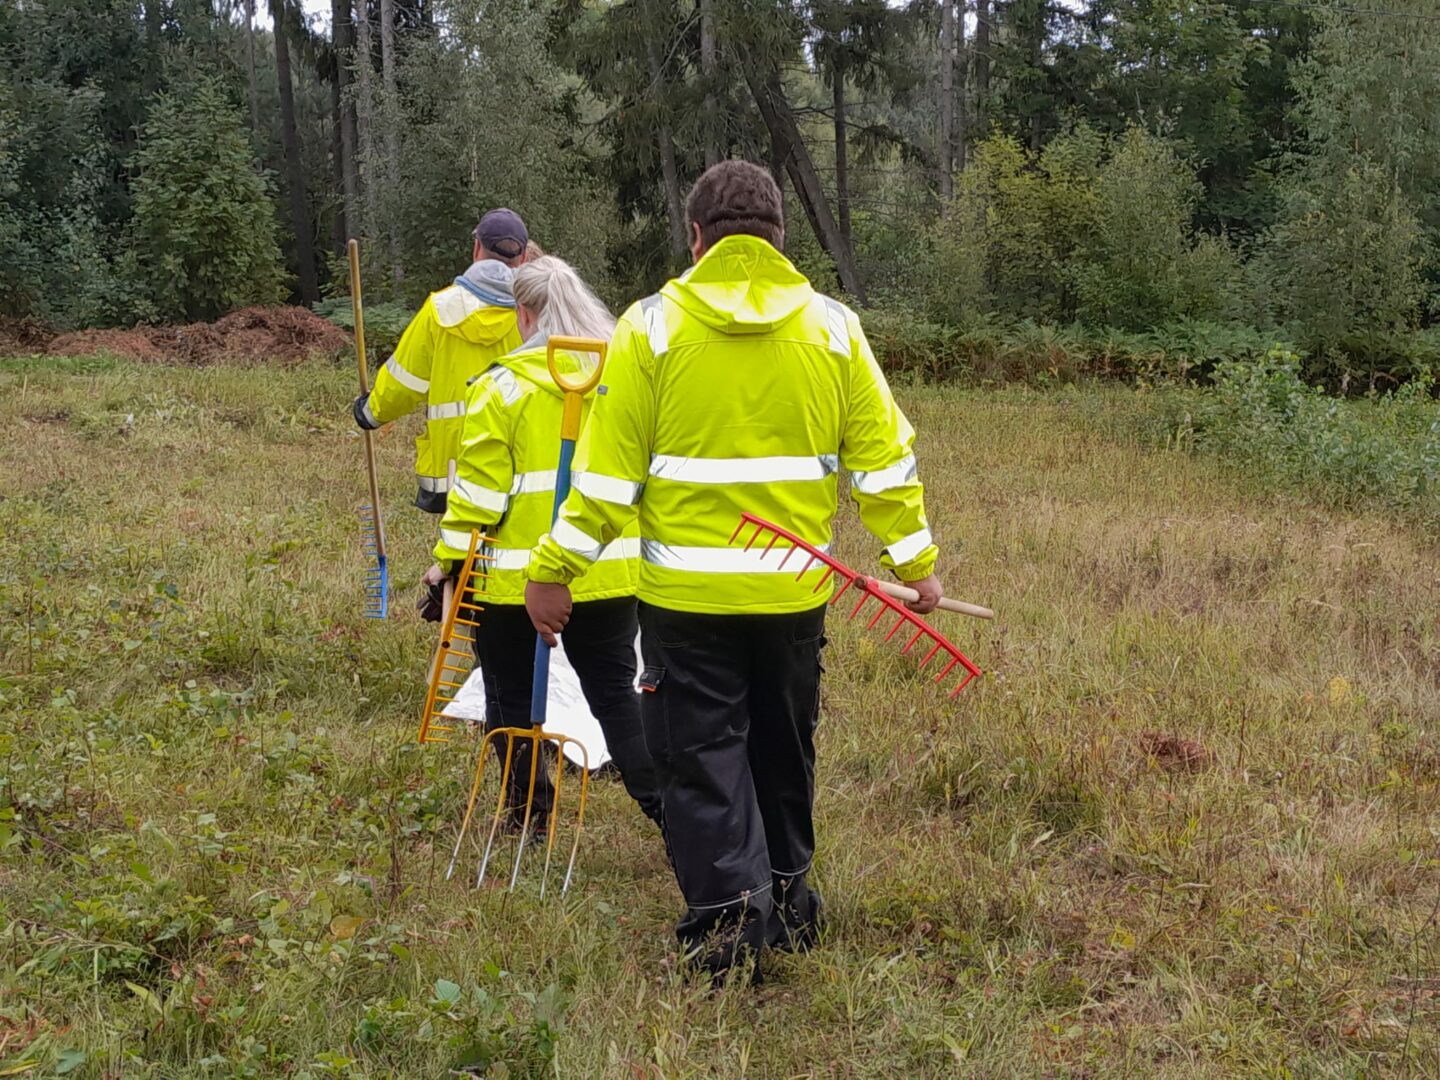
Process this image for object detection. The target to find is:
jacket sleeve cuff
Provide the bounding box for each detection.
[882,544,939,583]
[353,393,382,430]
[527,539,580,586]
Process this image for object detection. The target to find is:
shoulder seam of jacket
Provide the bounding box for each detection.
[431,284,480,329]
[475,363,525,407]
[640,293,669,357]
[819,295,851,357]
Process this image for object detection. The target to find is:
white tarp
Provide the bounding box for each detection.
[440,633,643,771]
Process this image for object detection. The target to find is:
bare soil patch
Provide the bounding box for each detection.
[3,306,349,365]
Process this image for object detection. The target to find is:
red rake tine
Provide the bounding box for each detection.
[730,512,984,698]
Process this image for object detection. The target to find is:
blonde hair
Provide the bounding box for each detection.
[512,256,615,342]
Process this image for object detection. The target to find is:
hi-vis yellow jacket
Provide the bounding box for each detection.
[354,270,522,513]
[527,234,937,615]
[434,342,639,604]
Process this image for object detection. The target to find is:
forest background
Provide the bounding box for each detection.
[5,0,1440,393]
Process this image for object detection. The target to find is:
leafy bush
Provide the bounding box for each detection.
[863,310,1281,385]
[128,78,285,322]
[1178,350,1440,526]
[916,127,1237,330]
[1069,128,1241,328]
[313,298,414,360]
[1255,158,1431,349]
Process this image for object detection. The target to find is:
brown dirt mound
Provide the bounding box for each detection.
[0,316,57,356]
[1138,732,1213,772]
[42,306,350,366]
[47,328,167,362]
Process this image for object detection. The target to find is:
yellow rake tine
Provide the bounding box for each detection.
[477,731,518,888]
[510,730,543,890]
[539,733,563,898]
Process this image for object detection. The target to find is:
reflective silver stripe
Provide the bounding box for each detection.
[439,527,475,552]
[450,478,508,514]
[822,297,850,357]
[427,400,466,421]
[598,537,641,561]
[641,539,832,574]
[649,454,839,485]
[417,475,452,493]
[360,398,380,428]
[510,470,557,495]
[384,356,429,393]
[851,453,918,495]
[573,470,643,505]
[641,294,668,356]
[482,365,523,406]
[551,519,604,561]
[886,527,934,565]
[488,537,639,571]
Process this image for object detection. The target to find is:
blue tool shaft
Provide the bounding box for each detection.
[531,436,577,726]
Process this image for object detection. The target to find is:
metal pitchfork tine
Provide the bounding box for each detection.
[729,513,988,697]
[449,336,608,898]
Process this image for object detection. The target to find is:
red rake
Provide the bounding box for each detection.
[729,513,983,697]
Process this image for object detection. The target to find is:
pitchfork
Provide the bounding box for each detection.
[348,239,388,619]
[447,336,607,897]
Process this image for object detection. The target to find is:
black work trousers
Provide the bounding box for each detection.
[471,598,662,827]
[638,601,827,978]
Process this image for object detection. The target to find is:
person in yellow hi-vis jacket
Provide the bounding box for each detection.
[352,209,529,513]
[422,255,660,831]
[523,161,944,983]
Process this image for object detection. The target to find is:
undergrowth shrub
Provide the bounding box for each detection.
[314,298,413,359]
[864,312,1280,385]
[1158,349,1440,527]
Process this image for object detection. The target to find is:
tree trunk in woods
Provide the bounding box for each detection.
[354,0,377,242]
[744,65,866,302]
[245,0,259,137]
[700,0,719,167]
[956,0,968,172]
[647,39,689,262]
[273,0,319,304]
[939,0,955,200]
[145,0,164,92]
[330,75,346,252]
[333,0,361,241]
[380,0,402,284]
[975,0,990,139]
[833,68,850,246]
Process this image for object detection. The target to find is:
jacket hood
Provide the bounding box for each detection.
[660,234,814,334]
[497,338,579,401]
[435,260,518,346]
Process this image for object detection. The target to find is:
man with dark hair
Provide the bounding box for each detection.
[525,161,943,982]
[352,209,530,513]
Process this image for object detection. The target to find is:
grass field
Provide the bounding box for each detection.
[2,355,1438,1078]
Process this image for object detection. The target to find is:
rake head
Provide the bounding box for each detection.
[359,505,389,619]
[730,513,982,697]
[417,531,489,744]
[447,725,591,897]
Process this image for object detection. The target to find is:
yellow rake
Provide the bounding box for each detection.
[416,529,490,745]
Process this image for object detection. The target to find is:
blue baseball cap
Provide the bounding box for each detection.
[474,208,528,260]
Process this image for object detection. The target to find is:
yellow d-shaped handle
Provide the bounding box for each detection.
[547,336,608,441]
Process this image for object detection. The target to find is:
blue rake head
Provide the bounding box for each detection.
[360,504,389,619]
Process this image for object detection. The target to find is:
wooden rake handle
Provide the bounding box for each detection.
[867,577,995,620]
[348,239,385,558]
